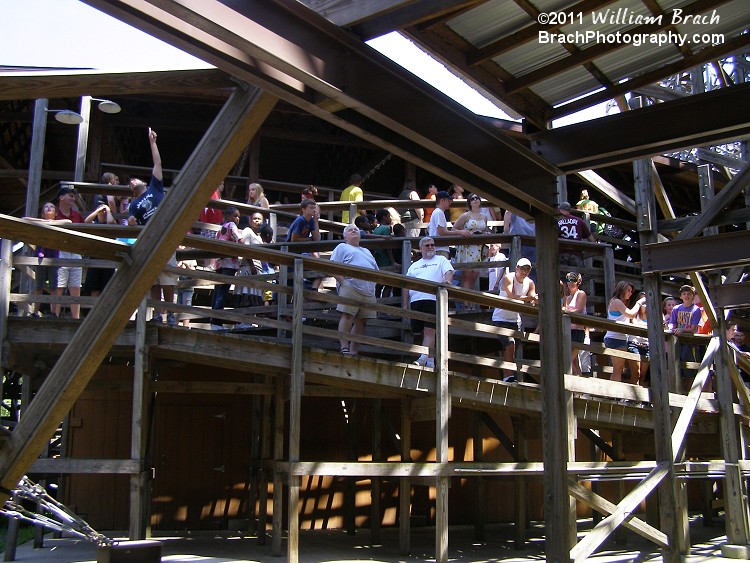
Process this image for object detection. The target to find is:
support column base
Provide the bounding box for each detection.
[721,543,750,559]
[97,540,162,563]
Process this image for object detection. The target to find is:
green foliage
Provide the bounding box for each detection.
[0,519,37,553]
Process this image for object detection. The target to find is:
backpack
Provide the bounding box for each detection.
[398,190,418,223]
[593,207,624,239]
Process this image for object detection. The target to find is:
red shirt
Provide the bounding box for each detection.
[56,207,84,223]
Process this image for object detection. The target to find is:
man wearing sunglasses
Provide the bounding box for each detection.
[405,237,454,367]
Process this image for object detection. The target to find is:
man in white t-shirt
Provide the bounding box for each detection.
[406,237,454,367]
[330,224,379,356]
[428,190,471,259]
[427,191,453,258]
[492,257,537,381]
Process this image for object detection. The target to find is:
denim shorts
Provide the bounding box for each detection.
[604,337,628,350]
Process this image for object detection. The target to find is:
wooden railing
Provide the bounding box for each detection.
[2,226,730,406]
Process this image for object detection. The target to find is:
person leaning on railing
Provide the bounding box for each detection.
[406,237,455,369]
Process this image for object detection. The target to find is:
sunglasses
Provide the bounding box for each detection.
[422,244,435,248]
[469,196,481,201]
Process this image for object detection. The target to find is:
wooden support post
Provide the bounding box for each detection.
[257,375,273,545]
[3,494,19,562]
[271,374,284,556]
[562,315,577,546]
[665,335,679,394]
[18,99,49,317]
[287,259,304,563]
[473,412,485,541]
[698,165,719,237]
[612,434,627,546]
[74,96,92,183]
[370,399,381,544]
[602,246,615,308]
[715,312,750,555]
[277,249,289,341]
[129,298,150,539]
[247,393,262,535]
[534,211,569,562]
[567,389,578,548]
[435,286,449,563]
[509,235,521,268]
[399,397,411,555]
[26,100,46,218]
[0,85,279,497]
[0,240,11,377]
[401,239,412,347]
[512,418,528,548]
[557,175,568,204]
[637,156,681,562]
[345,398,357,536]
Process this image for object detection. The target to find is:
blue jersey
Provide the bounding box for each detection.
[286,215,316,242]
[129,176,164,225]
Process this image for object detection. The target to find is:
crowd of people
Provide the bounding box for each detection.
[23,160,745,393]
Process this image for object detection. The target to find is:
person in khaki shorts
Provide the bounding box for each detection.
[330,224,379,356]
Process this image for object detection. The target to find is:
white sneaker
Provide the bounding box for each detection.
[425,358,435,369]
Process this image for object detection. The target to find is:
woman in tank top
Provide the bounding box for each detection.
[563,272,587,375]
[604,281,646,382]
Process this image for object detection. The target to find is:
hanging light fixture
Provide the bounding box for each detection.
[45,109,84,125]
[91,98,121,114]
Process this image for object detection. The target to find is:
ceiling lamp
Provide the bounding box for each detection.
[46,109,84,125]
[91,98,121,114]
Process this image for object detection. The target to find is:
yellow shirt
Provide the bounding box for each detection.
[340,184,363,224]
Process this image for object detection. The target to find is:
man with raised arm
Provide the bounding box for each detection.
[127,128,177,325]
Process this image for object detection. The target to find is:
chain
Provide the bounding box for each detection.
[362,153,393,183]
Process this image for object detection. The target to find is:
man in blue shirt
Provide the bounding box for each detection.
[286,199,322,291]
[126,128,177,325]
[286,199,320,243]
[128,127,163,226]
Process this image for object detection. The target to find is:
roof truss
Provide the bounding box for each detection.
[81,0,560,214]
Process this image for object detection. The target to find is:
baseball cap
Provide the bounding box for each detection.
[516,258,532,268]
[436,190,452,201]
[558,201,571,210]
[57,185,75,198]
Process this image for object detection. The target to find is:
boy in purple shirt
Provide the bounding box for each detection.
[670,284,702,390]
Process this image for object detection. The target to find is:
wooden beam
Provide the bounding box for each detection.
[288,260,304,563]
[83,0,559,214]
[29,458,140,474]
[0,216,132,262]
[674,161,750,241]
[575,170,636,216]
[435,287,449,563]
[0,69,234,101]
[535,211,570,561]
[129,299,149,540]
[715,314,750,546]
[0,85,279,499]
[638,155,682,562]
[568,480,668,547]
[570,465,669,562]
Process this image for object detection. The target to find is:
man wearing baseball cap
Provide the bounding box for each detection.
[557,201,595,268]
[492,257,538,381]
